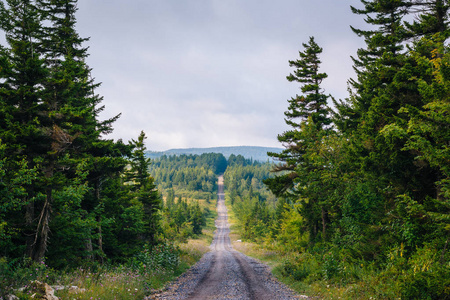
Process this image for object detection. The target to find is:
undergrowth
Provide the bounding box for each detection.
[230,232,450,299]
[0,239,211,300]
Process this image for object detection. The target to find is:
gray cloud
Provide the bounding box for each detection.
[74,0,366,150]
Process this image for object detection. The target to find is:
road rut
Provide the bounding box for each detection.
[151,176,305,300]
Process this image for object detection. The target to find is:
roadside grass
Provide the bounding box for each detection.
[1,238,210,300]
[53,235,215,300]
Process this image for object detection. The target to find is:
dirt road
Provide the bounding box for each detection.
[152,176,303,300]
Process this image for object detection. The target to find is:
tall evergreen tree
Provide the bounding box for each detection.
[0,0,51,261]
[266,37,333,243]
[344,0,447,202]
[405,0,450,39]
[266,36,330,196]
[37,0,132,264]
[338,0,410,132]
[334,0,449,253]
[127,131,161,244]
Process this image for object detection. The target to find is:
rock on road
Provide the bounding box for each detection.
[150,176,306,300]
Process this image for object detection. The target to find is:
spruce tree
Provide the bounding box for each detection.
[36,0,132,264]
[0,0,51,261]
[266,36,330,196]
[266,37,332,243]
[341,0,410,132]
[405,0,450,39]
[127,131,161,244]
[333,0,449,253]
[341,0,448,203]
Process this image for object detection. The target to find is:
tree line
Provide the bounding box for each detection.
[148,152,227,200]
[230,1,450,298]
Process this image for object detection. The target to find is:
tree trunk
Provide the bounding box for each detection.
[32,161,55,262]
[321,207,328,241]
[25,199,35,258]
[32,192,51,262]
[95,179,104,263]
[85,236,93,260]
[97,215,104,264]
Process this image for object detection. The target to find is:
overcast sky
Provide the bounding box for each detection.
[74,1,367,151]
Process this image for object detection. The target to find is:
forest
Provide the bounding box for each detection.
[226,0,450,298]
[0,0,217,297]
[0,0,449,299]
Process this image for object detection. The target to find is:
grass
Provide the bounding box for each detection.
[2,237,212,300]
[50,236,214,300]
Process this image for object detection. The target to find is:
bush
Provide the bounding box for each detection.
[400,245,450,299]
[0,257,53,298]
[322,251,340,280]
[401,267,450,299]
[131,242,180,274]
[278,253,320,282]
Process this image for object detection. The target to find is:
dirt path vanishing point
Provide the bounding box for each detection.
[151,176,305,300]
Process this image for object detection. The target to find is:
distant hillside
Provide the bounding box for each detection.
[146,146,283,162]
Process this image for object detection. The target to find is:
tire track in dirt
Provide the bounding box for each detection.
[151,175,304,300]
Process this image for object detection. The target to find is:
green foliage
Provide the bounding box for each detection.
[147,146,281,163]
[126,131,161,244]
[161,197,207,241]
[0,139,38,257]
[148,153,217,241]
[395,243,450,299]
[275,204,309,252]
[224,159,280,242]
[149,153,222,200]
[0,257,54,298]
[131,242,180,273]
[277,253,320,282]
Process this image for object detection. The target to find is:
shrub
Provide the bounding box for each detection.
[0,257,53,298]
[401,244,450,299]
[401,266,450,299]
[131,242,180,274]
[278,253,320,282]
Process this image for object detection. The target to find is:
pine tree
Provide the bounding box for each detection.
[266,37,333,243]
[266,36,330,196]
[0,0,51,261]
[127,131,161,244]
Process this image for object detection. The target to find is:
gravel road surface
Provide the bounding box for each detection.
[150,176,306,300]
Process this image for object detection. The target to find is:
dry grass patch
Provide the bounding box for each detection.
[178,238,211,265]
